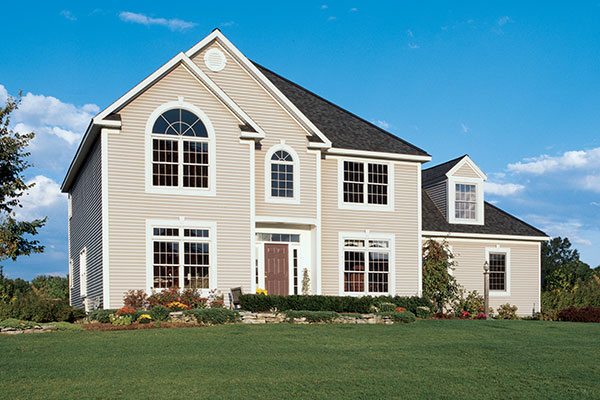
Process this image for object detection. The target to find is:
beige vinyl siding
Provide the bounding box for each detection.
[191,42,318,219]
[452,163,480,179]
[425,181,447,219]
[321,158,421,296]
[426,238,540,316]
[106,64,252,307]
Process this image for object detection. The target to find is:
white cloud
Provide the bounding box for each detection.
[497,16,513,26]
[591,202,600,207]
[525,214,592,246]
[407,29,414,37]
[321,5,328,9]
[0,84,7,104]
[15,175,66,220]
[461,123,469,133]
[484,182,525,196]
[328,16,337,21]
[507,147,600,174]
[119,11,197,31]
[408,43,419,49]
[583,175,600,192]
[60,10,76,21]
[221,21,235,27]
[375,120,391,129]
[349,8,357,12]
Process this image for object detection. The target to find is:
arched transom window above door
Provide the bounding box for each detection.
[265,145,300,203]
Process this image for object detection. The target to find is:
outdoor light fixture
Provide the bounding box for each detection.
[483,261,490,320]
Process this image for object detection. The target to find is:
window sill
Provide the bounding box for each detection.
[145,186,216,196]
[338,202,394,212]
[489,290,511,297]
[265,196,300,205]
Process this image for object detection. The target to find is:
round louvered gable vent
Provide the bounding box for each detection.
[204,48,226,72]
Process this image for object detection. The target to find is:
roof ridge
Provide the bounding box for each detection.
[423,154,468,172]
[484,201,547,237]
[252,61,430,157]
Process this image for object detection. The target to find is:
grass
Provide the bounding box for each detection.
[1,320,599,399]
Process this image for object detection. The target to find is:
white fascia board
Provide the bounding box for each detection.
[446,155,488,181]
[422,230,550,242]
[185,30,332,148]
[326,147,431,163]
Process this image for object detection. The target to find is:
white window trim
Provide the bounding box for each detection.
[68,194,72,220]
[448,176,484,225]
[69,259,74,289]
[337,158,394,211]
[486,247,511,296]
[145,218,217,295]
[79,248,87,298]
[264,143,301,204]
[338,231,395,296]
[144,101,216,196]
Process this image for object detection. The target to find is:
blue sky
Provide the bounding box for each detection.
[1,1,599,279]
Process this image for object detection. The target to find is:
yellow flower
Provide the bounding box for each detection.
[256,288,268,295]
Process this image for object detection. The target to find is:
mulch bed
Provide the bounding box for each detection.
[83,322,201,331]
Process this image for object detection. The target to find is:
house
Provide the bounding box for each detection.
[61,29,548,315]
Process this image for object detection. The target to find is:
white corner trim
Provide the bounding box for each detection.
[327,147,431,162]
[447,176,484,225]
[144,101,216,197]
[446,155,488,181]
[264,144,301,204]
[336,157,395,212]
[314,150,322,295]
[184,30,332,148]
[145,218,218,294]
[338,231,395,296]
[486,247,511,296]
[100,128,111,309]
[422,231,550,242]
[248,140,257,293]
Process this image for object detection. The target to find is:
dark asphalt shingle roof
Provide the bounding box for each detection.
[422,190,547,237]
[422,154,466,187]
[254,62,429,157]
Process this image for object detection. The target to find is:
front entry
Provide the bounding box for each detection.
[264,243,289,295]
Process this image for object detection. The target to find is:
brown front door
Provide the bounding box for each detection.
[264,243,289,296]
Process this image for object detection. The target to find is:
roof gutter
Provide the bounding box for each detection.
[422,230,550,242]
[326,147,431,162]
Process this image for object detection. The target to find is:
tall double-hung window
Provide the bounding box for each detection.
[270,150,294,198]
[343,238,391,294]
[151,108,209,189]
[151,226,212,290]
[455,183,477,220]
[342,160,389,206]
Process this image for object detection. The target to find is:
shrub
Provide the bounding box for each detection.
[110,314,132,326]
[89,309,117,323]
[473,313,487,320]
[422,239,460,312]
[497,303,519,320]
[239,294,431,314]
[123,290,148,309]
[542,275,600,314]
[150,305,170,322]
[179,289,208,309]
[0,318,37,329]
[184,308,240,325]
[4,291,84,322]
[137,314,152,324]
[115,306,136,317]
[431,313,455,319]
[147,289,180,308]
[557,306,600,323]
[453,289,485,315]
[378,302,397,312]
[415,306,432,319]
[285,310,339,323]
[166,302,190,311]
[378,311,416,323]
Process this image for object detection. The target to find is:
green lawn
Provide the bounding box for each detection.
[1,320,599,399]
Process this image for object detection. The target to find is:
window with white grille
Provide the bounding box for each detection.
[342,238,391,294]
[489,253,506,291]
[151,108,209,189]
[79,248,87,297]
[343,161,389,206]
[151,226,211,290]
[270,150,294,198]
[455,183,477,220]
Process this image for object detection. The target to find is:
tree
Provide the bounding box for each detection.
[0,92,45,264]
[422,239,460,312]
[31,275,69,300]
[541,237,592,289]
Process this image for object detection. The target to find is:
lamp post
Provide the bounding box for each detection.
[483,261,490,320]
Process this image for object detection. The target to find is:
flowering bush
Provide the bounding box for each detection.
[179,289,208,309]
[395,307,407,312]
[430,313,455,319]
[146,289,208,309]
[210,297,225,309]
[167,302,190,311]
[256,288,268,295]
[473,313,487,320]
[497,303,519,320]
[147,289,180,308]
[460,311,471,319]
[115,306,136,317]
[110,314,133,326]
[123,290,148,309]
[137,314,152,324]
